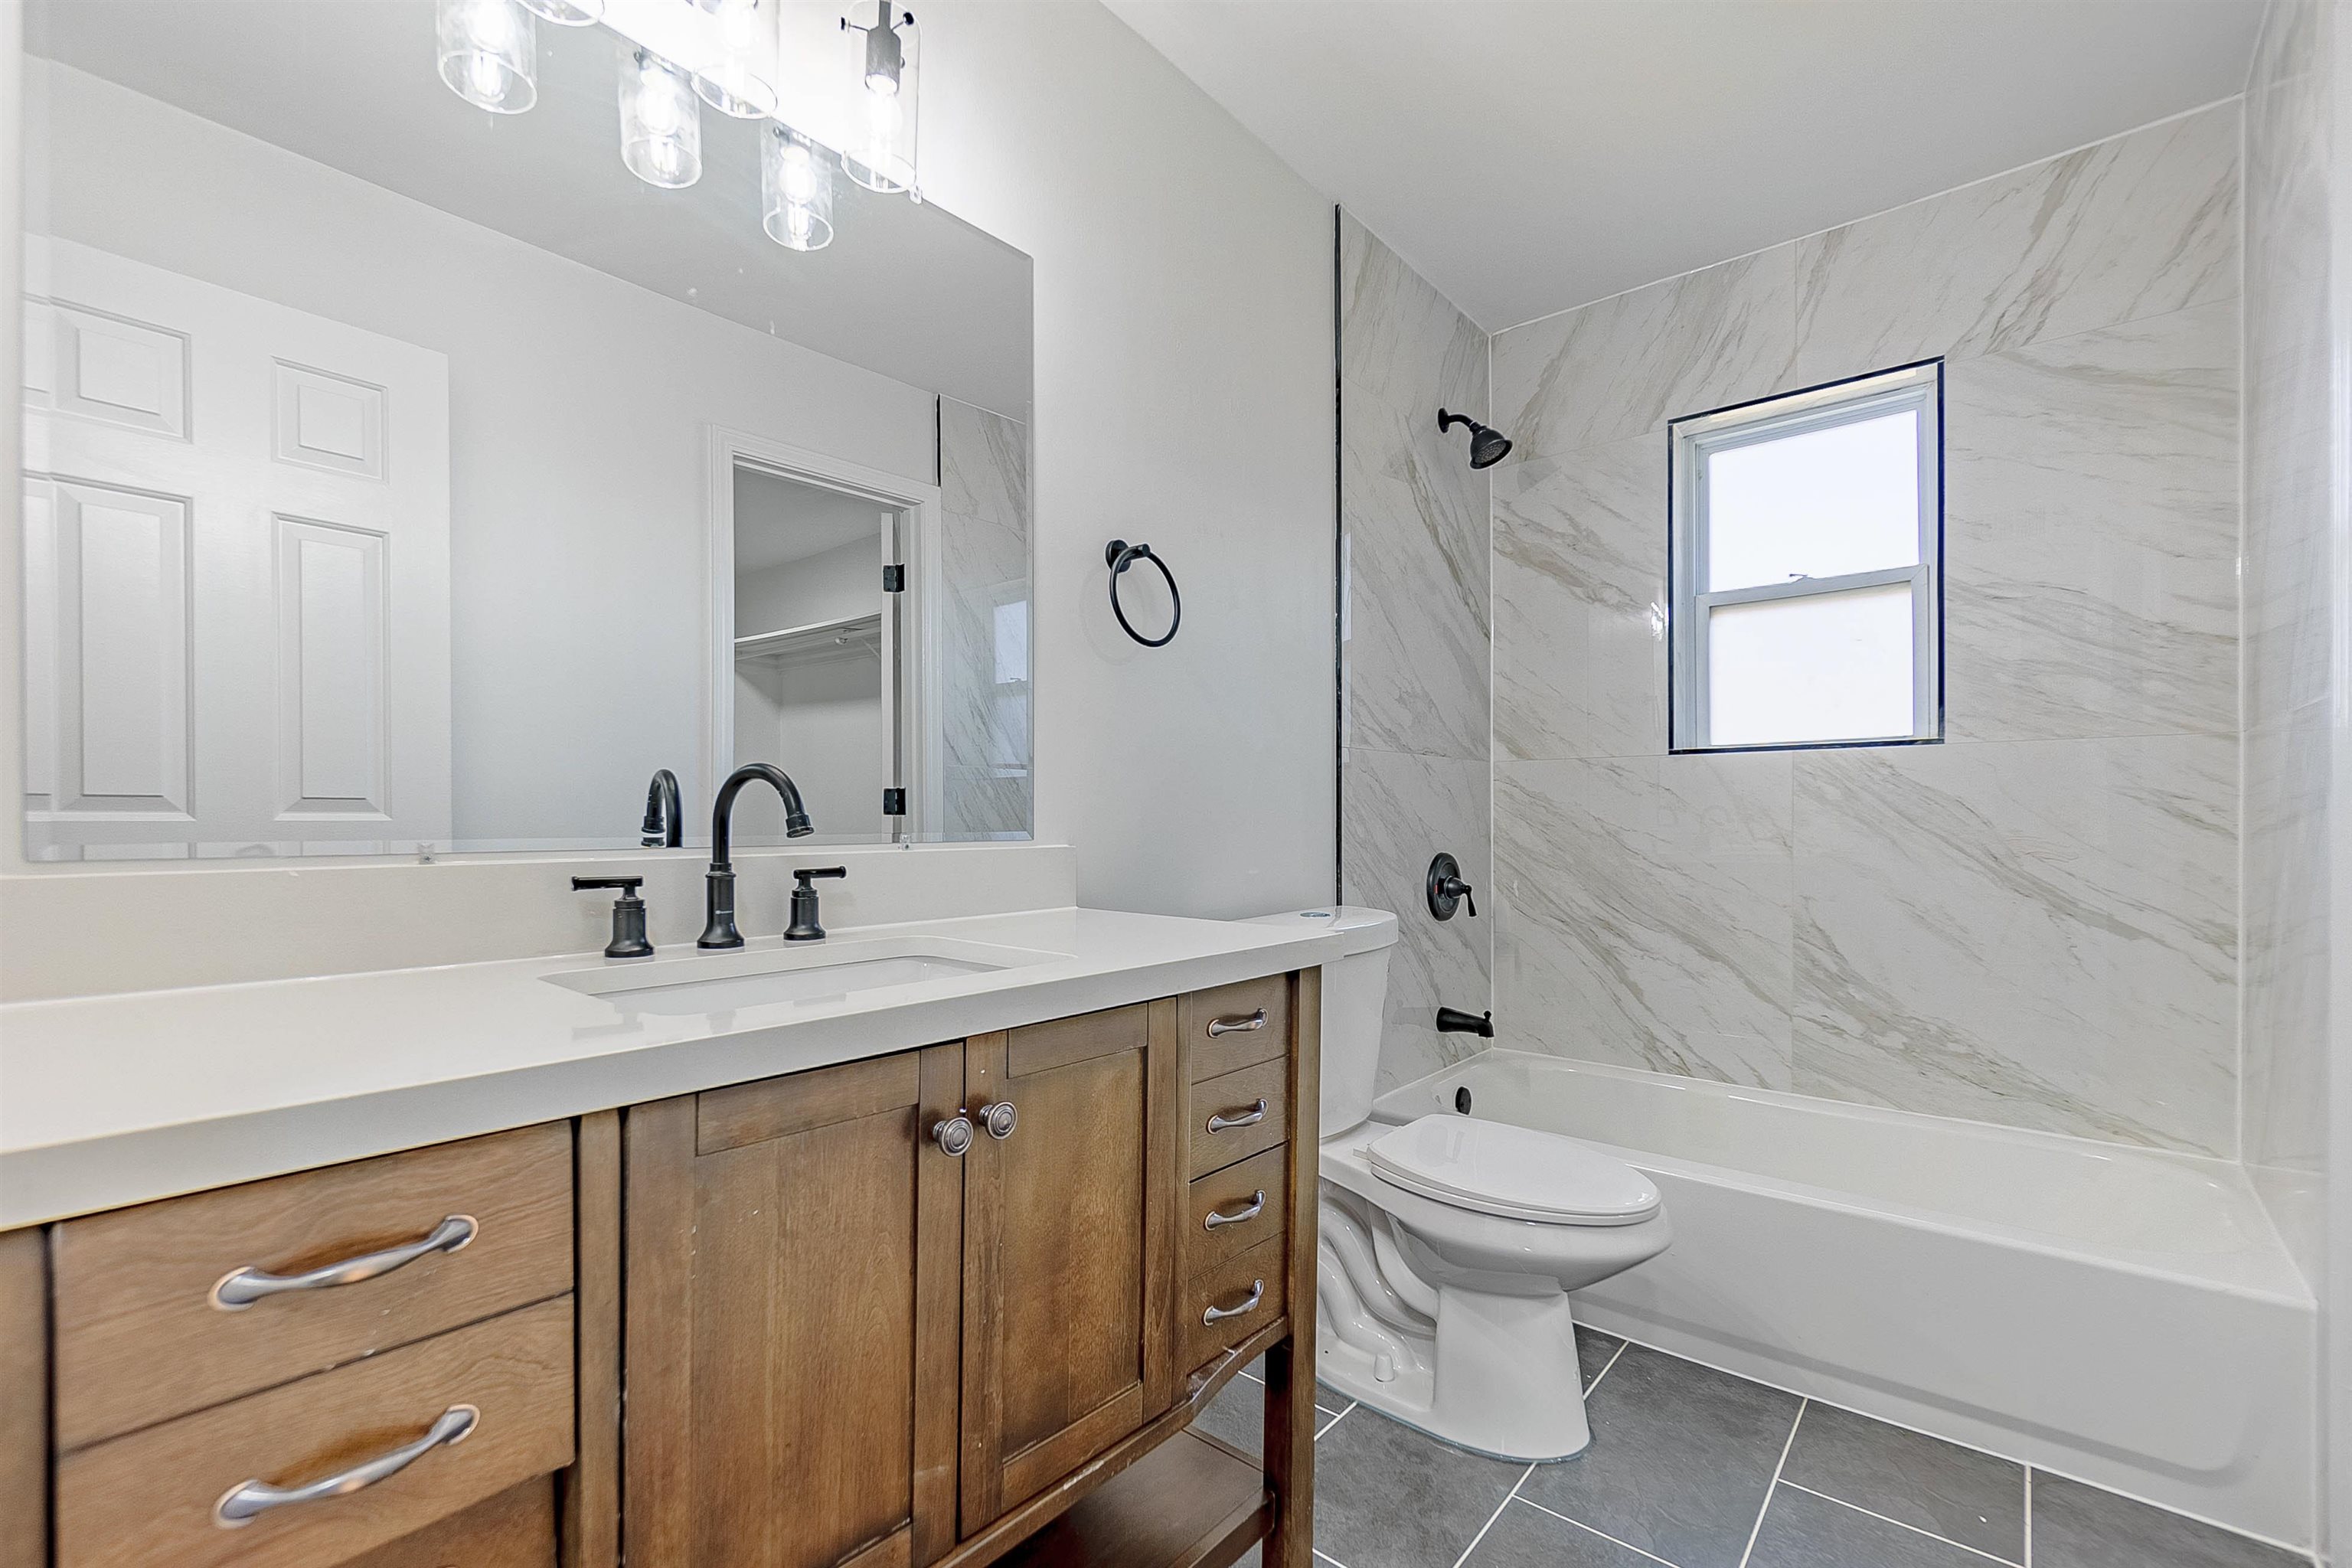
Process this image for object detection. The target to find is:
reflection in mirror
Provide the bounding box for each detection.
[17,0,1031,861]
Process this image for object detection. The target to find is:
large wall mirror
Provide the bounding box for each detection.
[17,0,1033,861]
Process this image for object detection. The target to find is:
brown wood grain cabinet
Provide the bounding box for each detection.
[0,969,1320,1568]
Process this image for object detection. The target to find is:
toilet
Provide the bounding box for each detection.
[1247,907,1671,1461]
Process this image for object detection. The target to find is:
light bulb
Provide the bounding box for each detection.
[437,0,537,113]
[762,125,835,251]
[619,49,701,188]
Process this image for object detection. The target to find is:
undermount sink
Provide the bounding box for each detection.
[544,936,1058,1016]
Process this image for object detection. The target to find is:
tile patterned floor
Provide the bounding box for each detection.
[1214,1330,2311,1568]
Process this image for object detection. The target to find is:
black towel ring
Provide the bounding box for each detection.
[1105,539,1181,648]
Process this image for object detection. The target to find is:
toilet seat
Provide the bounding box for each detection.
[1366,1115,1661,1226]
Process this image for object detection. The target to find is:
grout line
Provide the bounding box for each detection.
[1513,1495,1684,1567]
[1449,1462,1538,1568]
[1734,1399,1808,1568]
[1239,1365,1263,1386]
[1316,1402,1357,1440]
[1582,1336,1631,1395]
[2023,1468,2033,1568]
[1314,1553,1350,1568]
[1779,1482,2024,1567]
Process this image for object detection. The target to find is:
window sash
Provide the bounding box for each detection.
[1671,364,1942,752]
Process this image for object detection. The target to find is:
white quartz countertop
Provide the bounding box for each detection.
[0,906,1345,1227]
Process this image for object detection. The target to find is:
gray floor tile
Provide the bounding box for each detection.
[2031,1473,2309,1568]
[1517,1345,1802,1568]
[1779,1401,2025,1560]
[1576,1325,1625,1390]
[1314,1405,1526,1568]
[1197,1370,1349,1459]
[1464,1498,1660,1566]
[1747,1484,1995,1568]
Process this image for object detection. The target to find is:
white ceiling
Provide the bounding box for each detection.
[1108,0,2265,331]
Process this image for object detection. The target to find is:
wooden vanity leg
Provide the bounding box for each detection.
[0,1227,47,1568]
[1263,968,1322,1568]
[562,1110,622,1568]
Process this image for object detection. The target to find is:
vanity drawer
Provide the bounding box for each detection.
[54,1121,573,1449]
[1185,1144,1288,1275]
[55,1295,575,1568]
[1188,1057,1289,1180]
[1182,1233,1287,1374]
[1183,974,1291,1082]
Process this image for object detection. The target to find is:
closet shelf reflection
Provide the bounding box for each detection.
[733,610,883,662]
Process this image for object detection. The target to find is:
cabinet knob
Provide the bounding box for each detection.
[931,1112,975,1158]
[978,1101,1018,1141]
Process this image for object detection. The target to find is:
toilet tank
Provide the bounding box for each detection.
[1241,908,1397,1135]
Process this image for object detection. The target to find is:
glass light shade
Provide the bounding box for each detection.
[436,0,537,113]
[619,51,702,188]
[692,0,781,119]
[841,5,916,193]
[762,126,836,251]
[517,0,602,24]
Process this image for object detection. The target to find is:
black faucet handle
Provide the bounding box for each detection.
[785,867,845,942]
[573,876,652,959]
[792,866,848,885]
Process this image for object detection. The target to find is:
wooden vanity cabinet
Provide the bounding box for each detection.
[0,969,1319,1568]
[622,1044,968,1568]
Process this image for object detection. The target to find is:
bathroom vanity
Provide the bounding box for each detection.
[0,913,1334,1568]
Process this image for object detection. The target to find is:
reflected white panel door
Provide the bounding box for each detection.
[21,237,451,858]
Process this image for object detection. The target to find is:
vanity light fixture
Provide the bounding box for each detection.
[619,49,702,188]
[436,0,538,113]
[693,0,782,119]
[840,1,917,194]
[516,0,603,25]
[762,124,837,250]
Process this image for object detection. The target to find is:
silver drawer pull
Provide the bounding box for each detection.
[1202,1279,1265,1326]
[1204,1191,1267,1230]
[213,1403,478,1527]
[1205,1099,1269,1134]
[211,1215,477,1311]
[1207,1008,1268,1038]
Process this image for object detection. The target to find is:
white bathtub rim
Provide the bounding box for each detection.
[1568,1313,2320,1565]
[1374,1050,2312,1307]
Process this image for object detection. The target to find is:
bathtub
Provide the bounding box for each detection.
[1374,1050,2317,1550]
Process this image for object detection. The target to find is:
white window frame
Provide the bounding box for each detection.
[1668,361,1943,753]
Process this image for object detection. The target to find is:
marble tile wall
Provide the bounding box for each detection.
[937,397,1031,841]
[2240,0,2338,1287]
[1488,103,2247,1155]
[1337,212,1492,1094]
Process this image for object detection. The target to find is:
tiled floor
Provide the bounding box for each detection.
[1210,1330,2311,1568]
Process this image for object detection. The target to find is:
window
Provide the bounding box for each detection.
[1669,362,1942,752]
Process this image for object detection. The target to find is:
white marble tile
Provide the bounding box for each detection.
[1494,754,1795,1089]
[1942,302,2238,741]
[1341,746,1492,1093]
[1491,245,1797,458]
[1791,736,2237,1155]
[1342,390,1491,761]
[1341,210,1488,423]
[938,398,1031,839]
[1792,101,2239,384]
[1492,436,1670,763]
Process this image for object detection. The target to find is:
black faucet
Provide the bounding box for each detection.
[697,763,815,949]
[641,769,684,848]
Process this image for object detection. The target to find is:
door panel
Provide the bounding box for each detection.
[21,236,450,858]
[959,1001,1176,1533]
[625,1045,962,1568]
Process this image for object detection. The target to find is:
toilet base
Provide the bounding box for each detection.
[1316,1282,1593,1462]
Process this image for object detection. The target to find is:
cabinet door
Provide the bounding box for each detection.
[625,1046,964,1568]
[959,1001,1178,1533]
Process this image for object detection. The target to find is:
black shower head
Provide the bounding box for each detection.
[1437,408,1513,470]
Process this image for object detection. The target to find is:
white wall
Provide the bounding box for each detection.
[0,2,1338,965]
[734,536,884,635]
[29,60,936,851]
[911,2,1336,916]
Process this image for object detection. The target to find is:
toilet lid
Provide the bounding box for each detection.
[1367,1115,1661,1226]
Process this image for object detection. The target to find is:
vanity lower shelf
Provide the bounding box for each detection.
[995,1429,1273,1568]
